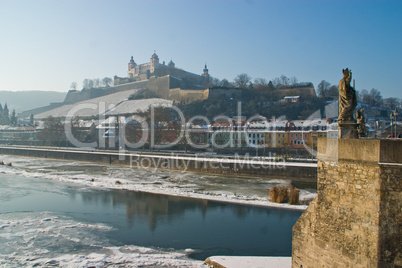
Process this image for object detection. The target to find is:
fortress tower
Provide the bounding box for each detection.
[128,56,136,72]
[150,51,159,73]
[168,59,175,68]
[202,63,210,84]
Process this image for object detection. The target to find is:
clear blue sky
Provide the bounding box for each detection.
[0,0,401,98]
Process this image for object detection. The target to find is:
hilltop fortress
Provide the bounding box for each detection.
[114,52,210,88]
[63,52,212,104]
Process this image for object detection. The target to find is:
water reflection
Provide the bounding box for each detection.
[77,189,302,260]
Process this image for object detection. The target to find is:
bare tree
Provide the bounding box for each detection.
[254,78,267,85]
[317,80,331,98]
[88,79,94,89]
[125,119,146,144]
[234,73,252,88]
[253,78,267,90]
[37,116,66,146]
[290,76,298,86]
[70,82,77,91]
[280,75,290,86]
[271,75,290,88]
[359,88,383,107]
[272,77,281,88]
[219,78,232,87]
[358,89,369,103]
[82,79,90,89]
[368,88,383,107]
[93,78,100,88]
[211,77,220,87]
[383,97,400,110]
[328,85,338,97]
[102,77,113,87]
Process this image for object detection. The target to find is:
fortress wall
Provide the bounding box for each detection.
[63,81,149,104]
[64,90,91,104]
[108,80,148,93]
[292,139,402,267]
[168,88,209,102]
[147,76,171,98]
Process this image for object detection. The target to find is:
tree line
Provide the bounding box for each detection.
[206,73,312,90]
[316,79,401,110]
[69,77,113,91]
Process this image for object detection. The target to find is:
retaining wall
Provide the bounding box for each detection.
[0,146,317,182]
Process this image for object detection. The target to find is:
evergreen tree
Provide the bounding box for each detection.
[10,110,17,126]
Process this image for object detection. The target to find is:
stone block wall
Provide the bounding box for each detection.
[379,164,402,266]
[292,139,401,268]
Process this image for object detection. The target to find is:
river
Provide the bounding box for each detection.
[0,155,309,267]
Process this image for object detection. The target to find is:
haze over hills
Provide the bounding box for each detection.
[0,91,66,114]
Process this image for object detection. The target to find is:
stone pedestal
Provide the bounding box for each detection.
[292,139,402,268]
[338,122,359,139]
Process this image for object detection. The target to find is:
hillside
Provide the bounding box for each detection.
[0,90,66,113]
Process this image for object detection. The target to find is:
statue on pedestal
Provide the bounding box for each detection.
[338,68,357,122]
[356,108,367,137]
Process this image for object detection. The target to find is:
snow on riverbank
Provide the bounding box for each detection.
[0,155,315,211]
[205,256,291,268]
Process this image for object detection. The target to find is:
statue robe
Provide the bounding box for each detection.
[338,77,357,122]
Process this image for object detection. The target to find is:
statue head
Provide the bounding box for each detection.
[342,68,350,78]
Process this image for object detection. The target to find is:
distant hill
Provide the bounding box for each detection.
[0,91,66,113]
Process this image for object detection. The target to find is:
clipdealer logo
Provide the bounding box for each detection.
[63,101,335,169]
